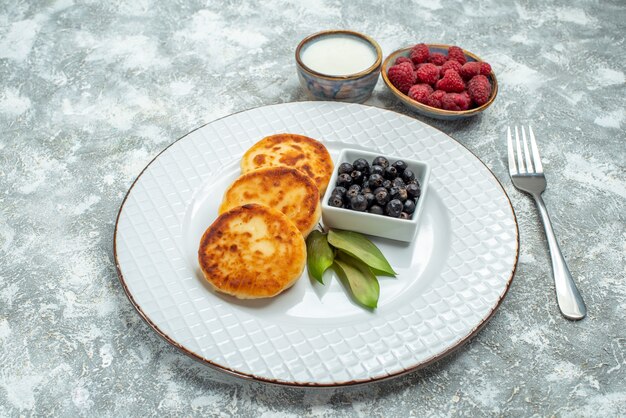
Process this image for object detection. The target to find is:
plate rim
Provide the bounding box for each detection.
[113,101,519,387]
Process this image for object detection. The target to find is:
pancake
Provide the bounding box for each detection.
[240,133,334,196]
[198,203,306,299]
[219,166,321,237]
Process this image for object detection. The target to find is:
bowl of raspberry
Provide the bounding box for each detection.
[381,43,498,120]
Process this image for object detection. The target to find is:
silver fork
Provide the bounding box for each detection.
[507,126,586,320]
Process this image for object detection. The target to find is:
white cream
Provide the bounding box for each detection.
[301,35,377,76]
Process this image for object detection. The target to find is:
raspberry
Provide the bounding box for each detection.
[426,90,447,108]
[416,63,439,85]
[467,75,492,105]
[435,69,466,93]
[408,83,433,104]
[387,62,416,94]
[395,56,415,68]
[440,60,462,76]
[460,62,480,80]
[460,61,492,80]
[479,62,492,75]
[447,46,467,65]
[428,52,447,66]
[409,43,430,64]
[442,92,472,111]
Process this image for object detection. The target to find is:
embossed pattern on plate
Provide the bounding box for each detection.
[114,102,518,386]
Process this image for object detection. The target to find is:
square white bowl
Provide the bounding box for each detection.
[321,148,431,242]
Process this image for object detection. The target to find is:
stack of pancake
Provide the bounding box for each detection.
[198,134,333,299]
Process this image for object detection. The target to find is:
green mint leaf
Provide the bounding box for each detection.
[327,229,396,276]
[333,252,380,309]
[306,230,334,284]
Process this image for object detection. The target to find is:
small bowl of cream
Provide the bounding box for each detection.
[295,30,382,103]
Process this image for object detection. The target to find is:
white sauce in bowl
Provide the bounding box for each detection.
[300,34,378,77]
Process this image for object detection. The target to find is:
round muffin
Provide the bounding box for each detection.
[219,166,321,237]
[241,133,333,196]
[198,204,306,299]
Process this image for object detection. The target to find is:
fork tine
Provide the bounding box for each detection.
[514,126,526,174]
[528,126,543,173]
[507,127,517,175]
[521,126,534,173]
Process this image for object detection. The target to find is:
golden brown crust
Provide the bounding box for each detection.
[241,134,334,196]
[198,204,306,299]
[219,166,321,237]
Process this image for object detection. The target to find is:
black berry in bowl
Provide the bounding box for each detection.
[328,195,344,208]
[370,165,384,176]
[384,166,398,180]
[368,204,384,215]
[392,177,405,188]
[350,170,364,184]
[392,160,407,173]
[390,186,408,202]
[406,183,421,198]
[346,184,361,200]
[337,173,352,188]
[372,156,390,168]
[331,186,347,198]
[385,199,403,217]
[367,173,384,189]
[402,169,415,183]
[350,194,368,211]
[338,162,353,175]
[403,199,416,214]
[374,187,390,206]
[353,158,370,175]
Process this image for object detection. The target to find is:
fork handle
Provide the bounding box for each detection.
[533,194,586,320]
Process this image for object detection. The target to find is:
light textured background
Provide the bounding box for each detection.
[1,0,625,416]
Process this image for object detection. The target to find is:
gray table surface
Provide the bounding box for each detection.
[1,0,625,416]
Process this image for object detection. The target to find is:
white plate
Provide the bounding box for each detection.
[114,102,518,386]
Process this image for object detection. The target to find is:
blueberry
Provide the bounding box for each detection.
[362,186,372,194]
[367,173,384,189]
[373,156,390,168]
[384,166,398,180]
[370,165,384,176]
[392,160,408,173]
[337,173,352,188]
[331,186,347,197]
[363,192,375,207]
[392,177,406,188]
[368,204,384,215]
[338,162,353,175]
[399,212,411,220]
[350,170,363,184]
[346,185,361,200]
[385,199,403,217]
[382,179,392,190]
[374,187,390,206]
[353,158,370,175]
[328,195,343,208]
[403,199,416,214]
[406,183,421,199]
[390,186,408,202]
[402,169,415,183]
[350,194,368,211]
